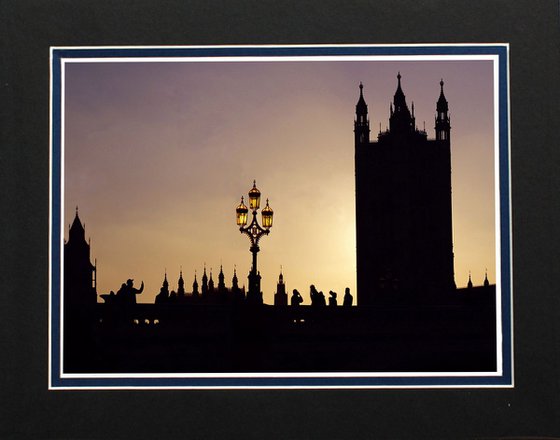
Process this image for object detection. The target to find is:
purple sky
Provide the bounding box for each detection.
[64,58,496,304]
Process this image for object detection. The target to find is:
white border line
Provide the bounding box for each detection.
[50,45,512,388]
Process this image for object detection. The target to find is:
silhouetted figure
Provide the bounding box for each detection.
[318,291,326,306]
[291,289,303,306]
[310,285,318,306]
[116,283,127,303]
[343,287,353,306]
[328,291,337,306]
[117,279,144,305]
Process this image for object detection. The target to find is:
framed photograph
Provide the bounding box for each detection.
[49,44,512,389]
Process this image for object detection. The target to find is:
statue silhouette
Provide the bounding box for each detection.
[291,289,303,306]
[328,290,337,306]
[116,279,144,305]
[318,291,326,306]
[310,285,326,306]
[343,287,353,306]
[310,285,318,306]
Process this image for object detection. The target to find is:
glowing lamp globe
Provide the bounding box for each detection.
[236,197,248,226]
[261,199,273,228]
[248,180,261,210]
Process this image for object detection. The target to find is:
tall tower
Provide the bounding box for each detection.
[355,75,455,305]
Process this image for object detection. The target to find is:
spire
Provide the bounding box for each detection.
[218,263,226,291]
[467,271,473,289]
[484,269,490,287]
[354,82,370,145]
[389,72,413,133]
[393,71,406,109]
[201,264,208,294]
[437,78,449,113]
[69,206,85,239]
[279,265,284,284]
[232,265,239,289]
[178,267,185,296]
[356,82,367,111]
[435,78,450,141]
[192,270,199,296]
[208,268,215,292]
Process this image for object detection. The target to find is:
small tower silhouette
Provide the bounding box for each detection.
[467,271,473,289]
[192,271,199,297]
[232,266,239,290]
[483,269,490,288]
[64,206,97,308]
[177,268,185,297]
[218,264,226,293]
[208,268,215,292]
[231,266,244,301]
[274,266,288,306]
[354,82,370,144]
[201,265,208,295]
[435,79,451,141]
[155,271,170,303]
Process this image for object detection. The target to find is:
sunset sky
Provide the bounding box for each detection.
[63,57,496,304]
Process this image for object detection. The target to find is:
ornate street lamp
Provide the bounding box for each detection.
[236,180,274,304]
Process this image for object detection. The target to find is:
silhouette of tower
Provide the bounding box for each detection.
[155,271,170,303]
[208,269,215,292]
[435,79,451,141]
[201,265,208,295]
[192,271,199,297]
[218,264,226,293]
[63,207,97,371]
[64,207,97,308]
[355,75,455,305]
[231,266,244,301]
[483,269,490,288]
[232,267,239,290]
[354,82,370,145]
[467,272,473,289]
[274,267,288,306]
[177,269,185,297]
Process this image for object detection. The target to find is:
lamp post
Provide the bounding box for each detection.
[236,180,274,304]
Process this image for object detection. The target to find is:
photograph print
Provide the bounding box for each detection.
[50,44,512,389]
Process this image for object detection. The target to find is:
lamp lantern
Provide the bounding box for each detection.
[248,180,261,210]
[236,197,248,226]
[261,199,273,229]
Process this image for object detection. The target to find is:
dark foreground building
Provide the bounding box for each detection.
[63,207,496,374]
[355,74,455,305]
